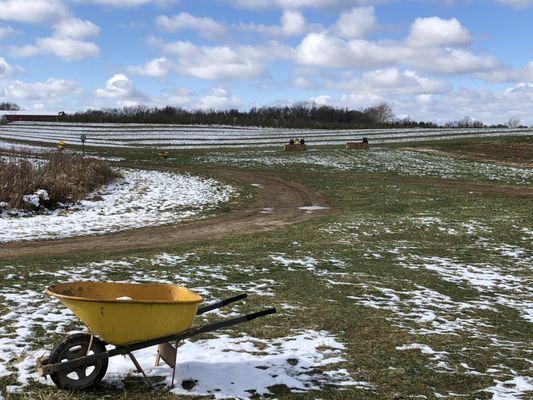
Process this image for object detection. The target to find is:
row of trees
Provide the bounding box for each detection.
[1,101,527,129]
[63,103,441,129]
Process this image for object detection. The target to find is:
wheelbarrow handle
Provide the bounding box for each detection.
[244,307,277,322]
[197,293,248,315]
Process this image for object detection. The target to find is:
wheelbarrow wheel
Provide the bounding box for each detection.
[49,333,108,390]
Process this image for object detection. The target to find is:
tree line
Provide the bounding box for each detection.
[62,103,441,129]
[2,101,527,128]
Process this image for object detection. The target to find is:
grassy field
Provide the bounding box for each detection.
[0,136,531,399]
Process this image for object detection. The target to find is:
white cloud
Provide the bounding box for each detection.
[413,48,499,75]
[310,94,333,105]
[293,76,312,88]
[53,18,100,39]
[279,10,306,36]
[333,7,376,38]
[0,57,18,78]
[155,13,228,40]
[238,10,306,37]
[304,82,533,125]
[407,17,471,47]
[404,83,533,124]
[350,68,450,95]
[0,25,15,39]
[30,37,100,60]
[0,0,68,24]
[158,40,289,79]
[95,74,147,106]
[10,44,41,58]
[301,68,449,113]
[9,15,101,61]
[229,0,533,9]
[478,62,533,83]
[0,78,79,101]
[196,87,242,109]
[495,0,533,8]
[127,57,170,77]
[295,28,498,75]
[228,0,350,9]
[76,0,176,6]
[162,86,241,110]
[296,32,398,69]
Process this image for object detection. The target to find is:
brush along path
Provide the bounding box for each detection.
[0,167,335,260]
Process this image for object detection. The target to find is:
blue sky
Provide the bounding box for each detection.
[0,0,532,124]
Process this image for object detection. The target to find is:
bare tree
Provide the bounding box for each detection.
[507,117,521,129]
[445,116,484,128]
[364,103,394,124]
[0,102,20,111]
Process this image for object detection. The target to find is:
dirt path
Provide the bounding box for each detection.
[0,169,335,261]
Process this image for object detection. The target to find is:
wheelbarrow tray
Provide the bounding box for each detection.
[47,282,203,346]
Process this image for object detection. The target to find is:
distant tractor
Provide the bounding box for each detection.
[284,138,307,152]
[159,151,171,160]
[346,137,369,150]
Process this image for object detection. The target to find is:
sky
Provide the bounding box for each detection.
[0,0,532,125]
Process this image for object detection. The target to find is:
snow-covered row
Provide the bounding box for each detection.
[2,131,531,150]
[6,121,531,135]
[0,122,531,150]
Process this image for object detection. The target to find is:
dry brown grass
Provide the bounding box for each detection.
[0,152,121,211]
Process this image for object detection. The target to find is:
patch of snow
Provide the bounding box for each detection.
[398,254,532,323]
[399,255,522,290]
[0,169,235,243]
[270,254,347,280]
[483,376,533,400]
[298,205,330,212]
[396,343,439,355]
[396,343,450,370]
[5,386,23,394]
[104,330,362,399]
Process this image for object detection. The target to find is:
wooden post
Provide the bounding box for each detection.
[80,134,87,156]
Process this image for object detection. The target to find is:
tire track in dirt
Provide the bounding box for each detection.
[0,168,335,260]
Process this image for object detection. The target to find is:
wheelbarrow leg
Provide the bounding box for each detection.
[154,349,160,367]
[128,353,153,389]
[155,341,180,388]
[171,341,180,388]
[86,333,94,356]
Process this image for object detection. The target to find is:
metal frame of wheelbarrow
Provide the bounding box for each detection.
[37,293,276,389]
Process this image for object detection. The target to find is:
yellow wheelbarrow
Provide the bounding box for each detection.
[37,282,276,391]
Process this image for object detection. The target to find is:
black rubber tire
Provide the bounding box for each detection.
[48,333,108,390]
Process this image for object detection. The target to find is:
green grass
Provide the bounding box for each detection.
[0,139,532,399]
